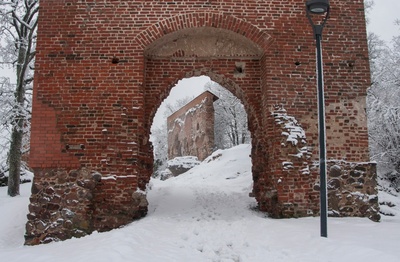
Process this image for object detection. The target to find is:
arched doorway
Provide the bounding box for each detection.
[140,23,317,219]
[150,76,252,179]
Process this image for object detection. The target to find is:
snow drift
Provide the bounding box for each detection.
[0,144,399,262]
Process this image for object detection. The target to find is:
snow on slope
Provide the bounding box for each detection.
[1,144,400,262]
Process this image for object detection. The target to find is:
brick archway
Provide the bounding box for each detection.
[26,1,379,245]
[139,16,272,207]
[133,12,274,51]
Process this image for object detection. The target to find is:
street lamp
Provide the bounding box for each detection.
[305,0,330,238]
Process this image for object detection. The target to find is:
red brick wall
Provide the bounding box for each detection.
[27,0,377,244]
[167,91,218,161]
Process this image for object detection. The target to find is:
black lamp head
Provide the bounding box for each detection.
[306,0,330,14]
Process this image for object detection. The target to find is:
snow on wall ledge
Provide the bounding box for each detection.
[272,105,312,174]
[254,105,318,218]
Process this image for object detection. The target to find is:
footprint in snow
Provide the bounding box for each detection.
[180,234,189,241]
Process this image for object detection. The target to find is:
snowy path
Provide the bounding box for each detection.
[1,144,400,261]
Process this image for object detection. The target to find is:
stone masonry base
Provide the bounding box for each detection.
[24,168,147,245]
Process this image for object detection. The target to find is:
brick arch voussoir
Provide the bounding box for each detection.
[134,12,274,51]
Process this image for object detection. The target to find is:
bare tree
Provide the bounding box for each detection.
[364,0,374,25]
[0,0,38,196]
[151,96,194,177]
[367,26,400,189]
[163,96,195,118]
[151,122,168,177]
[205,82,250,149]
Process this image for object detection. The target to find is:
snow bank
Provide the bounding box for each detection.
[0,144,399,262]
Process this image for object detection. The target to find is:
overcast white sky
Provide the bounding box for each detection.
[367,0,399,43]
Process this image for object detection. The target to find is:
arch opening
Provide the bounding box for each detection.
[150,76,252,180]
[148,76,255,216]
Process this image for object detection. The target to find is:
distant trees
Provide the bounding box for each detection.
[205,82,250,150]
[151,122,168,178]
[0,0,38,196]
[151,96,194,177]
[367,22,400,189]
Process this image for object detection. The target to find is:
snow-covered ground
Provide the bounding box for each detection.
[1,144,399,262]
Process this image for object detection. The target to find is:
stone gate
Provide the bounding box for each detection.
[26,0,379,245]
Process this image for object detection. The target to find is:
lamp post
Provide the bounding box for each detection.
[305,0,330,238]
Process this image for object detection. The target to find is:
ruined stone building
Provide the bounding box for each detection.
[26,0,379,245]
[167,91,218,162]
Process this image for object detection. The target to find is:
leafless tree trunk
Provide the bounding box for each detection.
[1,0,38,196]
